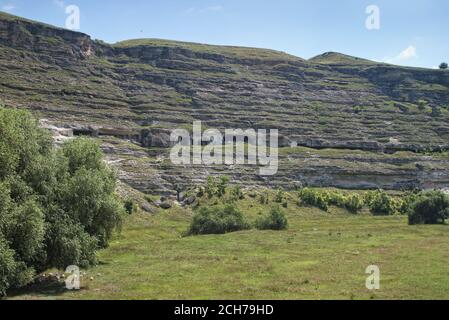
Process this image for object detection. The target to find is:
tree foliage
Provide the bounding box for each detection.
[0,107,124,296]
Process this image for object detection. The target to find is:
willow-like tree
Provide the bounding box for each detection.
[0,107,124,296]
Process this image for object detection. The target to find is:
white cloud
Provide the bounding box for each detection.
[2,3,16,12]
[397,46,416,60]
[384,45,417,65]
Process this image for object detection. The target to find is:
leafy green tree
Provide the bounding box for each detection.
[44,211,98,269]
[61,137,103,174]
[0,236,18,296]
[439,62,448,70]
[0,107,124,296]
[0,108,52,179]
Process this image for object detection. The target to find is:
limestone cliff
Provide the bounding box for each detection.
[1,12,448,194]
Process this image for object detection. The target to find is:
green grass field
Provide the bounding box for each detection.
[9,190,449,300]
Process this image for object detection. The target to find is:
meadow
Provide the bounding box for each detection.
[9,189,449,300]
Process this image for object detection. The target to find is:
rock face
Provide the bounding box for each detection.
[0,12,449,194]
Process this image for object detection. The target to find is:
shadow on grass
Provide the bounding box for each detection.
[7,278,84,299]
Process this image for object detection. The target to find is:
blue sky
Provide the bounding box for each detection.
[1,0,448,68]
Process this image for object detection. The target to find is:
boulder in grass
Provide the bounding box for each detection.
[160,202,172,210]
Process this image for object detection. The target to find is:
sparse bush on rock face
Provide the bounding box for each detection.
[418,99,428,110]
[124,199,137,215]
[0,107,124,296]
[204,176,230,199]
[408,190,449,225]
[217,176,230,198]
[187,204,250,235]
[255,206,288,230]
[205,177,217,199]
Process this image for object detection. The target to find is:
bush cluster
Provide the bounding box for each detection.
[187,202,289,235]
[255,206,288,230]
[408,190,449,225]
[298,188,418,216]
[298,188,330,211]
[187,204,250,235]
[364,190,399,216]
[298,188,365,214]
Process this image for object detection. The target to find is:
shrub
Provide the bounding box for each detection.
[392,191,418,216]
[344,194,364,214]
[196,187,205,198]
[274,188,285,203]
[260,192,269,205]
[187,204,250,235]
[203,176,230,199]
[365,190,397,216]
[217,176,230,198]
[418,99,428,110]
[327,191,346,207]
[298,188,329,211]
[205,176,217,198]
[231,186,244,201]
[408,190,449,225]
[124,199,136,215]
[255,206,288,230]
